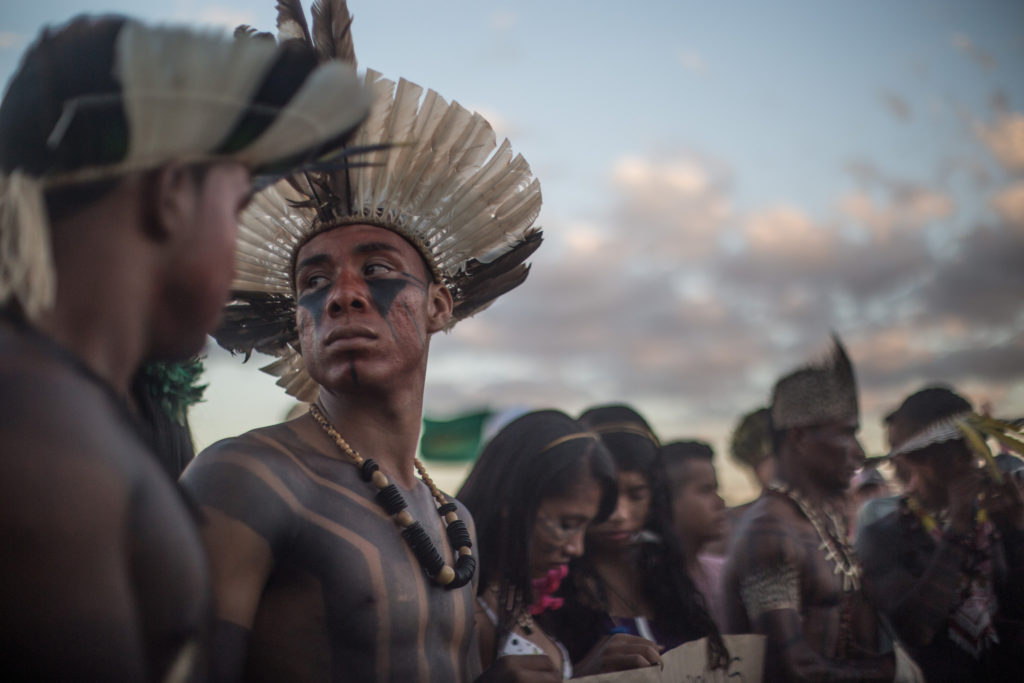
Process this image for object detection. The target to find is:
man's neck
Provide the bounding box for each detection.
[774,465,843,512]
[317,384,425,488]
[36,205,154,397]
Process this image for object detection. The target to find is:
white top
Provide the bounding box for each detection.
[477,598,573,679]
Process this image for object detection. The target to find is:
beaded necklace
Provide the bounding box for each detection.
[903,494,998,657]
[767,482,861,592]
[768,482,861,658]
[309,404,475,589]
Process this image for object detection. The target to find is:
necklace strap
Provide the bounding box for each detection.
[308,403,475,589]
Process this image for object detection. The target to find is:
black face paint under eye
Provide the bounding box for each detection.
[298,286,330,327]
[367,278,408,318]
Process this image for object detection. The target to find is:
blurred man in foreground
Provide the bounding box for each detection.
[0,15,367,679]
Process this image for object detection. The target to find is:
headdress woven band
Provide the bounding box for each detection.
[591,422,661,446]
[540,432,601,455]
[0,18,369,321]
[888,411,1024,485]
[213,1,543,401]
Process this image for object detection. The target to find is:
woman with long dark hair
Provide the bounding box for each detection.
[546,404,730,672]
[458,410,618,679]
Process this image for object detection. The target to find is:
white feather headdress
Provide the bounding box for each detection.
[214,0,543,401]
[0,15,370,321]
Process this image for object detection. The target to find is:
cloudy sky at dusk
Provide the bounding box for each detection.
[3,1,1022,497]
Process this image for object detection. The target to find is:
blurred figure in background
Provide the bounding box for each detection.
[458,410,619,680]
[132,357,205,478]
[660,440,728,628]
[546,404,729,675]
[859,386,1024,682]
[723,337,910,682]
[846,465,891,539]
[704,407,775,557]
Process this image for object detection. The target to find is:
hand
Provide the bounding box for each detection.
[573,633,663,675]
[984,478,1024,531]
[947,469,982,534]
[475,654,561,683]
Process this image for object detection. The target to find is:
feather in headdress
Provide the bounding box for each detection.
[215,0,542,401]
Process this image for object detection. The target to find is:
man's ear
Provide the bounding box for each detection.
[140,162,196,242]
[425,282,454,334]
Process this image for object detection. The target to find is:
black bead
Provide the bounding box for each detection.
[402,523,445,575]
[437,502,458,516]
[360,459,379,482]
[446,519,472,550]
[375,484,406,515]
[449,554,476,588]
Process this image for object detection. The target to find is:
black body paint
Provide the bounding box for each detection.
[348,352,359,388]
[367,279,408,318]
[399,271,429,292]
[298,286,330,328]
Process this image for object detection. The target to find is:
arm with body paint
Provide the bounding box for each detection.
[734,512,894,682]
[180,437,295,683]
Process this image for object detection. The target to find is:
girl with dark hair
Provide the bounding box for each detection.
[458,410,619,679]
[546,404,730,672]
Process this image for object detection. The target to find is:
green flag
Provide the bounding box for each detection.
[420,410,492,462]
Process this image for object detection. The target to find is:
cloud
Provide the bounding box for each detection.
[880,90,912,122]
[608,152,734,262]
[990,181,1024,230]
[838,186,954,240]
[977,112,1024,173]
[421,140,1024,463]
[675,50,706,74]
[0,32,23,50]
[952,33,995,71]
[490,10,518,31]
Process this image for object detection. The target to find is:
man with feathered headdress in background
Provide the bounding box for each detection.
[0,12,369,681]
[858,386,1024,682]
[723,336,922,681]
[703,406,775,557]
[180,2,544,681]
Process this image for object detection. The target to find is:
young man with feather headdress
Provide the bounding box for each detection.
[180,2,546,681]
[0,13,369,681]
[722,337,922,681]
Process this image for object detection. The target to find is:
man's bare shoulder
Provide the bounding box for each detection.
[1,325,151,486]
[728,493,810,570]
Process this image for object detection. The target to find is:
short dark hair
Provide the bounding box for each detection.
[659,440,714,487]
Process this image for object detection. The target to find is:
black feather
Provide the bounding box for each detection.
[213,292,298,359]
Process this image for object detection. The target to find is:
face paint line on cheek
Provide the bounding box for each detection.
[401,301,424,346]
[400,271,429,292]
[298,286,330,329]
[367,278,408,318]
[348,352,359,388]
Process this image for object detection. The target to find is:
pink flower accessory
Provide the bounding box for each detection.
[528,564,569,615]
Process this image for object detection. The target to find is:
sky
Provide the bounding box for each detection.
[3,1,1023,499]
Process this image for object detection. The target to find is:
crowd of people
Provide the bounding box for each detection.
[2,2,1024,682]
